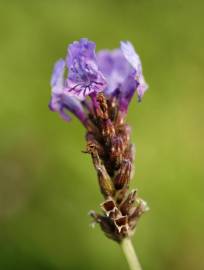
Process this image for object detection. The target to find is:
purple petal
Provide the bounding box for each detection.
[49,59,66,113]
[120,41,141,71]
[120,41,148,100]
[49,92,86,123]
[119,76,138,111]
[67,38,96,67]
[136,68,148,101]
[51,59,65,93]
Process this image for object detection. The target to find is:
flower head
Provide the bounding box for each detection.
[49,39,148,123]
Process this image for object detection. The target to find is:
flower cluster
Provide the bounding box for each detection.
[49,38,149,242]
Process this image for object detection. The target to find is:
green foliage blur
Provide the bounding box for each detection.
[0,0,203,269]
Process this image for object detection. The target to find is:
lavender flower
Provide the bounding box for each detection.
[49,39,149,243]
[49,59,87,124]
[50,39,148,123]
[96,49,135,95]
[97,41,148,111]
[65,38,107,99]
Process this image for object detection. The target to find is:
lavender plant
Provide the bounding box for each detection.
[49,38,149,270]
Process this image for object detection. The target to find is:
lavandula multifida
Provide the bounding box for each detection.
[49,38,149,269]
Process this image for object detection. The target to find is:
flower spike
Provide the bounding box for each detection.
[49,39,149,243]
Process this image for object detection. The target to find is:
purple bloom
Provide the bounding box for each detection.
[120,41,148,101]
[65,38,107,100]
[96,41,148,110]
[49,59,86,124]
[49,39,148,123]
[97,49,135,96]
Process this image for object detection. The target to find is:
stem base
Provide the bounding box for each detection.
[121,238,142,270]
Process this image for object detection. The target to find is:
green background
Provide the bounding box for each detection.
[0,0,203,269]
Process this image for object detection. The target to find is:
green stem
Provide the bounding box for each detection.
[121,238,142,270]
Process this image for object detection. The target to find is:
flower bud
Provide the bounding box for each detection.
[97,166,115,197]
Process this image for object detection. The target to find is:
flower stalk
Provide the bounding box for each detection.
[121,238,142,270]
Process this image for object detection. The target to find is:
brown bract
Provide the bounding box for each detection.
[85,93,148,242]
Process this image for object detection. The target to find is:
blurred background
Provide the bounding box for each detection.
[0,0,204,269]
